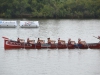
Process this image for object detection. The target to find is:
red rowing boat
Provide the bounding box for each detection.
[88,43,100,49]
[2,37,100,49]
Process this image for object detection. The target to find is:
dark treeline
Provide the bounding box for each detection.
[0,0,100,19]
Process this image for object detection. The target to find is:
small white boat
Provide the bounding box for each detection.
[20,21,39,28]
[0,20,17,28]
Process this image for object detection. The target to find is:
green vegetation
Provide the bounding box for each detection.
[0,0,100,18]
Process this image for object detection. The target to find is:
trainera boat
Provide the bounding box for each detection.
[20,21,39,28]
[2,37,100,49]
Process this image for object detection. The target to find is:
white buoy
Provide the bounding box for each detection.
[0,20,17,28]
[20,21,39,28]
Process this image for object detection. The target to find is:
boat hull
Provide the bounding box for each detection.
[88,43,100,49]
[57,43,67,49]
[4,40,35,49]
[20,21,39,28]
[3,38,100,49]
[68,44,75,49]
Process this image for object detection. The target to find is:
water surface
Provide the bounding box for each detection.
[0,19,100,75]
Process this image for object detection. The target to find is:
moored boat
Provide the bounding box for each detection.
[0,21,17,28]
[20,21,39,28]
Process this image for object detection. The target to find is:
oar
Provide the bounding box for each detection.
[93,36,100,40]
[93,36,98,39]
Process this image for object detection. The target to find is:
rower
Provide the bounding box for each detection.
[27,38,30,43]
[17,38,25,43]
[47,38,56,44]
[48,38,51,44]
[37,38,40,43]
[37,38,44,44]
[78,38,81,44]
[58,38,60,43]
[78,38,87,46]
[68,38,71,45]
[17,38,20,43]
[58,38,65,44]
[77,38,82,47]
[27,38,35,44]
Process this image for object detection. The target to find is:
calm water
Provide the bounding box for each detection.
[0,19,100,75]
